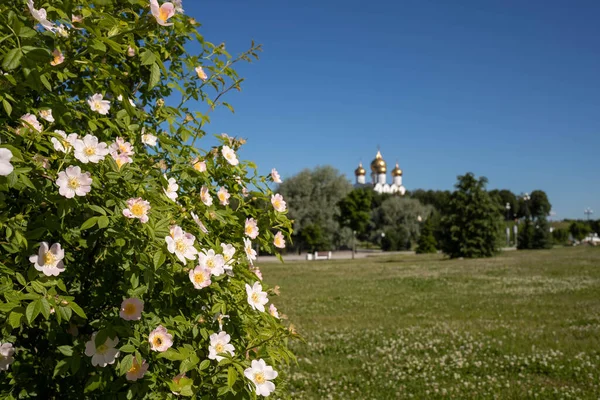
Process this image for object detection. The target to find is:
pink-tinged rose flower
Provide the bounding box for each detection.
[208,331,235,362]
[149,0,175,26]
[56,166,92,198]
[50,49,64,66]
[269,304,280,319]
[271,194,287,212]
[189,265,211,289]
[123,198,151,223]
[273,232,286,249]
[126,358,149,381]
[221,145,239,166]
[195,66,208,81]
[39,108,54,122]
[191,212,209,234]
[73,134,109,163]
[200,186,213,206]
[119,298,144,321]
[0,342,15,371]
[51,130,78,153]
[244,238,257,264]
[198,249,225,276]
[85,333,120,367]
[0,148,14,176]
[217,187,230,206]
[19,113,43,133]
[87,93,110,115]
[245,281,268,312]
[244,359,278,397]
[271,168,282,183]
[29,242,65,276]
[26,0,56,32]
[193,158,207,172]
[165,225,198,263]
[245,218,259,239]
[149,325,173,352]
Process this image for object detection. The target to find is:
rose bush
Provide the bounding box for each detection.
[0,0,295,398]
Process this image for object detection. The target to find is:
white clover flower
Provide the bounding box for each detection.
[221,145,239,166]
[56,166,92,198]
[221,243,236,268]
[141,132,158,146]
[165,225,198,264]
[50,49,64,66]
[122,198,151,223]
[273,232,286,249]
[51,130,78,153]
[119,298,144,321]
[26,0,56,32]
[85,333,120,367]
[189,265,211,289]
[271,168,282,183]
[0,148,14,176]
[0,342,15,371]
[126,358,149,381]
[163,176,179,201]
[149,325,173,352]
[198,249,225,277]
[192,158,206,172]
[217,187,230,206]
[244,238,257,264]
[87,93,110,115]
[269,304,280,319]
[245,218,259,239]
[20,113,43,133]
[195,66,208,81]
[271,194,286,212]
[191,212,209,234]
[245,282,268,312]
[73,134,109,164]
[39,109,54,122]
[244,359,278,397]
[208,331,235,362]
[200,186,213,206]
[150,0,175,26]
[29,242,65,276]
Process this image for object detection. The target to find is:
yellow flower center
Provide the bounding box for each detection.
[215,343,224,353]
[251,293,259,303]
[115,158,125,169]
[219,193,226,201]
[84,147,95,156]
[275,237,283,246]
[206,259,214,268]
[43,252,57,265]
[158,8,170,22]
[194,272,206,284]
[68,177,80,189]
[96,344,108,355]
[128,362,139,374]
[153,336,163,347]
[245,226,253,235]
[175,240,187,253]
[53,55,61,64]
[193,162,202,171]
[119,143,128,153]
[124,303,137,315]
[254,372,266,384]
[130,203,145,217]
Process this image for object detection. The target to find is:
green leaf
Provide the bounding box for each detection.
[88,204,107,215]
[26,299,42,324]
[40,297,51,319]
[120,344,136,353]
[15,272,26,286]
[227,366,237,387]
[39,74,52,91]
[153,250,166,270]
[179,353,199,374]
[53,358,69,377]
[97,216,109,229]
[140,50,156,66]
[69,302,87,318]
[149,63,160,89]
[8,311,23,328]
[84,374,102,393]
[80,217,98,230]
[2,48,22,71]
[199,359,210,371]
[57,345,73,356]
[157,348,187,361]
[2,99,12,116]
[119,354,134,376]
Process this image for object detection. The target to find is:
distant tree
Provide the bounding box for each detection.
[408,189,452,211]
[416,217,438,254]
[532,217,553,249]
[529,190,552,218]
[570,221,591,241]
[381,228,411,251]
[440,173,502,258]
[278,166,353,251]
[517,219,534,250]
[552,228,569,245]
[337,188,373,241]
[372,197,432,250]
[490,189,519,220]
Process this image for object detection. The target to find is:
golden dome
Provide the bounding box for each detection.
[391,163,403,177]
[354,162,366,176]
[370,150,387,174]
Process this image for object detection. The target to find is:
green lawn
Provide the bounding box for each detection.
[263,247,600,399]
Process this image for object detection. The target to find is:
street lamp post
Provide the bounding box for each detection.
[505,203,511,246]
[584,208,593,221]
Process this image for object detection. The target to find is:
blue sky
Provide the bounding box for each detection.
[182,0,599,220]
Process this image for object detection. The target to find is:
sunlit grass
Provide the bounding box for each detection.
[264,247,600,399]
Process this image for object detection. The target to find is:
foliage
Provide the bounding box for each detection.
[531,217,553,249]
[0,1,294,397]
[529,190,552,219]
[337,188,372,241]
[569,221,591,241]
[552,228,569,245]
[517,219,534,250]
[278,166,352,252]
[489,189,519,220]
[440,173,502,258]
[371,197,431,250]
[407,189,451,212]
[415,217,437,254]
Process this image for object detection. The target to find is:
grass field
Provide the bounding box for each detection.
[263,247,600,399]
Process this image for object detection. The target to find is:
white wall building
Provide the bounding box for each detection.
[354,150,406,195]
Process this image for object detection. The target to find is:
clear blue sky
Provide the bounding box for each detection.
[181,0,599,220]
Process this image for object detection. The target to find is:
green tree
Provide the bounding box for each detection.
[371,197,431,250]
[517,219,534,250]
[0,1,293,397]
[529,190,552,218]
[552,228,569,245]
[490,189,519,220]
[337,188,373,241]
[416,217,437,254]
[440,173,502,258]
[278,166,352,252]
[532,217,553,249]
[570,221,591,241]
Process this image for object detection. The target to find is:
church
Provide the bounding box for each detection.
[354,150,406,195]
